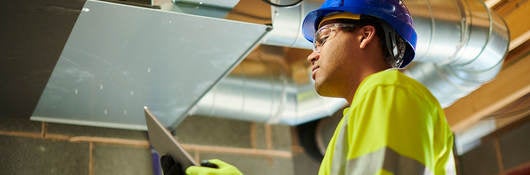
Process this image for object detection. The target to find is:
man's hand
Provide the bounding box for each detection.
[186,159,243,175]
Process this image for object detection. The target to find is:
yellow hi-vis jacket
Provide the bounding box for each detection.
[318,69,455,175]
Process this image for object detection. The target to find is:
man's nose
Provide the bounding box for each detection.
[307,52,320,65]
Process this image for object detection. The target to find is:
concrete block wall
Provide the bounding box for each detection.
[0,115,300,175]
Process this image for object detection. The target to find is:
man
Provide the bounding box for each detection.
[166,0,455,174]
[302,0,455,174]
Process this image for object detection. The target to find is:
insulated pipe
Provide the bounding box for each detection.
[192,0,508,125]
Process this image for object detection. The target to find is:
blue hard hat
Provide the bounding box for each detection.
[302,0,417,68]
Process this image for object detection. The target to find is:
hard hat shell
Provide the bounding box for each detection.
[302,0,417,68]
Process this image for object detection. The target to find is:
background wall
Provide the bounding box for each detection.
[0,115,298,175]
[458,118,530,175]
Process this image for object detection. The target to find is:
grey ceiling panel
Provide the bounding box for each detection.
[31,0,268,130]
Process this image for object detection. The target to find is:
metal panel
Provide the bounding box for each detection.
[31,0,268,130]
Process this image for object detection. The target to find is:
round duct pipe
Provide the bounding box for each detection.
[404,0,509,107]
[191,46,346,125]
[192,0,508,125]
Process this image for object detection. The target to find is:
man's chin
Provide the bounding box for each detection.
[315,86,337,98]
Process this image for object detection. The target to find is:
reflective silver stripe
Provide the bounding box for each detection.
[345,147,433,175]
[331,118,348,175]
[344,148,383,175]
[445,150,456,175]
[379,148,427,175]
[330,116,434,175]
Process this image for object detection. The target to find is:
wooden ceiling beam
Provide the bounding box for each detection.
[445,48,530,133]
[494,0,530,41]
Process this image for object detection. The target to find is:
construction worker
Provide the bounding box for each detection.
[302,0,456,174]
[163,0,455,174]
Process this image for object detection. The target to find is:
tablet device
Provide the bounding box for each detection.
[144,106,198,168]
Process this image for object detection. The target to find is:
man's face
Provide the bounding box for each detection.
[307,23,360,98]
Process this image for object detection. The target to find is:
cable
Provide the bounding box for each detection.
[261,0,303,8]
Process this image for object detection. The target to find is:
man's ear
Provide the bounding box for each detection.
[359,25,377,49]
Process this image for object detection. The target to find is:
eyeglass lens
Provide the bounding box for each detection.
[313,23,357,52]
[313,27,332,52]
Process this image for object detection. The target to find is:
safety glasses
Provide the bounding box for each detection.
[313,23,357,53]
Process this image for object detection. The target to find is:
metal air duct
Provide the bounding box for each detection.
[192,0,509,125]
[192,46,346,125]
[404,0,509,107]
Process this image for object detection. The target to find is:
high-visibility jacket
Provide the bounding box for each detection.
[318,69,455,175]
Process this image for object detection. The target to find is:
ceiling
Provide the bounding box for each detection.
[1,0,528,134]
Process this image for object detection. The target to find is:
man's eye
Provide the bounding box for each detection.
[318,35,329,45]
[320,35,329,45]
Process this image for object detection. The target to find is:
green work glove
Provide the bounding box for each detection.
[186,159,243,175]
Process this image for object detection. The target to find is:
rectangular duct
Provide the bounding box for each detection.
[31,0,269,130]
